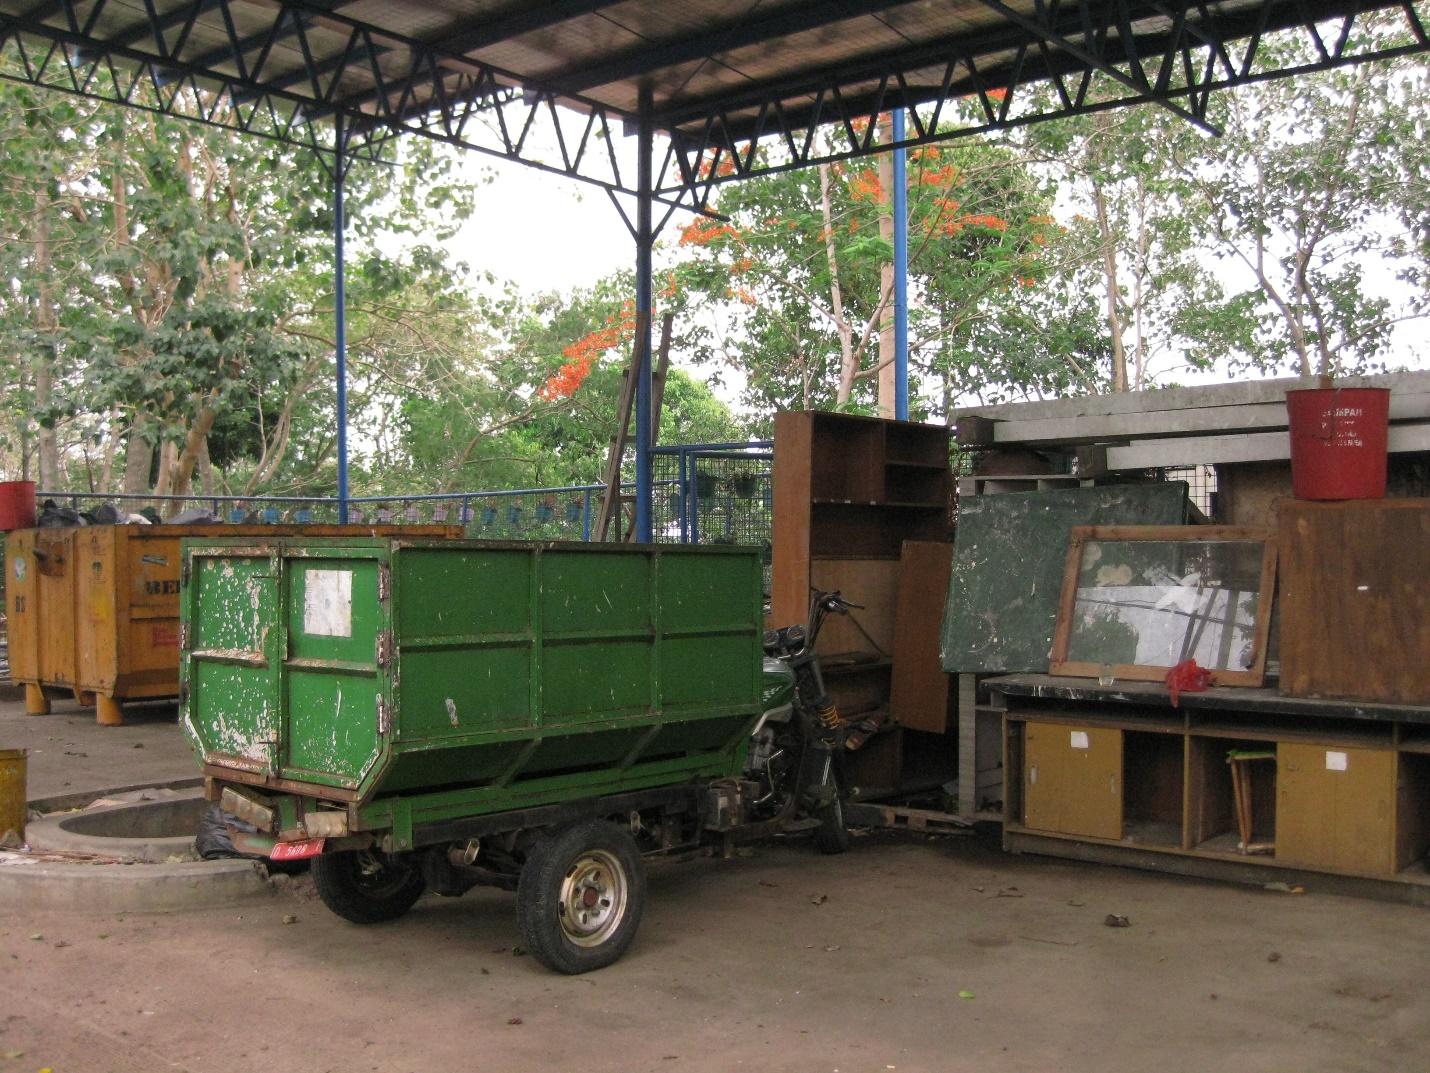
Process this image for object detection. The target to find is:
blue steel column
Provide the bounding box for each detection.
[334,117,350,523]
[892,108,910,422]
[633,88,655,542]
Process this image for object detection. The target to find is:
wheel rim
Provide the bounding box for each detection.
[352,851,413,898]
[557,849,627,948]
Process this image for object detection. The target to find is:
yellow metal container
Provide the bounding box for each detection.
[0,749,26,843]
[5,524,463,725]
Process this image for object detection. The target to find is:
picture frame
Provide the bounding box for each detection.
[1049,525,1277,687]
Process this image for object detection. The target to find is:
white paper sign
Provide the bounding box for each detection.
[303,569,353,638]
[1325,750,1348,772]
[1070,731,1090,750]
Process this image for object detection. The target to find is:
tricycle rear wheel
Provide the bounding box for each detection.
[313,849,426,924]
[517,819,646,974]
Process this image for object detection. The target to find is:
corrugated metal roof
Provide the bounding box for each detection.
[0,0,1409,125]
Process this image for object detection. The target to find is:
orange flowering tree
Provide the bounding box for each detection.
[671,126,1106,418]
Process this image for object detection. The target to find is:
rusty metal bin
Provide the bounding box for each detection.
[5,524,462,725]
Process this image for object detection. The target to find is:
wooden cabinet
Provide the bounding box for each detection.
[772,411,952,793]
[1276,743,1396,876]
[994,675,1430,896]
[1023,721,1122,839]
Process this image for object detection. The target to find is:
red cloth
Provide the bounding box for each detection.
[1165,659,1212,707]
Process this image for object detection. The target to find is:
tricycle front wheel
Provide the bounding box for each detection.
[517,819,646,974]
[313,849,426,924]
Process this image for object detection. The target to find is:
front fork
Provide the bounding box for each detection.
[800,738,840,810]
[794,657,843,810]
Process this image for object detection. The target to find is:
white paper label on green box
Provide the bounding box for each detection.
[303,569,353,638]
[1070,730,1090,749]
[1325,750,1348,772]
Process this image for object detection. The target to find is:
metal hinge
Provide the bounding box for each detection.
[375,630,393,668]
[376,695,392,735]
[180,558,191,588]
[179,622,191,650]
[377,563,391,601]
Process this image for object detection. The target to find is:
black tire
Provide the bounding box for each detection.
[312,849,426,924]
[813,790,850,855]
[517,819,646,974]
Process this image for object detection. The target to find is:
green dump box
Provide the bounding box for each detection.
[183,536,773,973]
[182,536,763,822]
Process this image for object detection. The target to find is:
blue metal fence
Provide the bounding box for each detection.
[34,441,775,547]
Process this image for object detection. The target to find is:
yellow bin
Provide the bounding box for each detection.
[0,749,26,843]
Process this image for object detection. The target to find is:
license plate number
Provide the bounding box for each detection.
[270,838,325,861]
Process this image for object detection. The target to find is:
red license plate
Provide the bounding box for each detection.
[270,838,325,861]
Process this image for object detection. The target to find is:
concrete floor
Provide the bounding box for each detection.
[3,696,1429,1073]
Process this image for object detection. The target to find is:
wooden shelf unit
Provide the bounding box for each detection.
[992,675,1430,895]
[772,411,952,794]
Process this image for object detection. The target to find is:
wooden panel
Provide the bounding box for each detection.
[1024,721,1122,840]
[1122,732,1183,828]
[844,725,902,795]
[1277,742,1395,875]
[1279,499,1430,705]
[890,541,953,733]
[809,558,899,657]
[74,527,122,693]
[806,412,884,502]
[771,410,814,632]
[35,528,78,688]
[4,530,38,683]
[1187,737,1235,847]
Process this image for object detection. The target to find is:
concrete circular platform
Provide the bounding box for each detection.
[0,855,275,911]
[2,780,277,911]
[27,784,207,863]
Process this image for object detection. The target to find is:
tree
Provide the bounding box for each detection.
[669,122,1105,422]
[1021,105,1223,390]
[1020,21,1430,385]
[1168,33,1430,380]
[0,70,488,499]
[384,275,745,495]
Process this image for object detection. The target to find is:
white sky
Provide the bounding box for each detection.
[449,154,635,296]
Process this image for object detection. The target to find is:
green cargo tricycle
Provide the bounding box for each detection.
[181,537,850,973]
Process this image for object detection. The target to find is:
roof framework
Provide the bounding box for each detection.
[1,0,1425,213]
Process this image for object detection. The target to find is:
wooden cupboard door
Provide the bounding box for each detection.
[1024,722,1122,840]
[1277,743,1395,875]
[1023,722,1063,833]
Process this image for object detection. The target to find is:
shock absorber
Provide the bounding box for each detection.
[813,694,843,733]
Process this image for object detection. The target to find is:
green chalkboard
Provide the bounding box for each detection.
[939,483,1189,673]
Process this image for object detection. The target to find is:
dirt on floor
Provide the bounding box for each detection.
[2,830,1428,1073]
[3,696,1428,1073]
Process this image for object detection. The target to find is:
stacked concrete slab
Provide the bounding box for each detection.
[953,371,1430,470]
